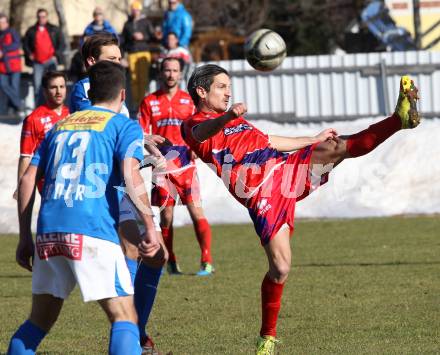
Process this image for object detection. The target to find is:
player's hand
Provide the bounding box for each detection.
[228,103,247,118]
[12,188,18,200]
[144,144,167,171]
[144,134,172,148]
[315,128,338,143]
[138,240,167,268]
[16,236,34,272]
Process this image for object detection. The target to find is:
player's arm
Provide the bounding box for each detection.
[15,116,36,199]
[122,158,166,267]
[191,103,247,142]
[16,164,42,271]
[269,128,338,152]
[17,157,32,185]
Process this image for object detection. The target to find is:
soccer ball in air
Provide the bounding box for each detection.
[244,29,287,71]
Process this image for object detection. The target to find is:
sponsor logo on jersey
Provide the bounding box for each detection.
[151,105,160,112]
[56,110,113,132]
[36,233,83,260]
[256,198,272,215]
[21,130,31,138]
[150,100,160,106]
[40,116,54,132]
[157,118,183,127]
[223,123,253,136]
[180,98,190,104]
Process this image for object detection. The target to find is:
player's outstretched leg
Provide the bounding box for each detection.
[310,75,420,169]
[256,228,291,355]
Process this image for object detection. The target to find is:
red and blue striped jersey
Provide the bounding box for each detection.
[182,111,288,204]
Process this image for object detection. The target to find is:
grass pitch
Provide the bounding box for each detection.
[1,216,439,354]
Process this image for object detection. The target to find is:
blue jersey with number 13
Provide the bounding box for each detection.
[31,106,144,244]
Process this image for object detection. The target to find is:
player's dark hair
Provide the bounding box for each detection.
[37,8,48,16]
[88,61,125,104]
[41,71,66,90]
[160,57,183,72]
[81,33,119,68]
[187,64,229,106]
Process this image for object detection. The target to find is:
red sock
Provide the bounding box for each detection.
[194,218,212,264]
[260,274,285,337]
[161,226,176,262]
[346,114,401,157]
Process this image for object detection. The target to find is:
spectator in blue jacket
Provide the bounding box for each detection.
[162,0,193,48]
[0,13,22,115]
[83,7,118,39]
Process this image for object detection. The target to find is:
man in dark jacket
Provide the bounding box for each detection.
[0,13,22,115]
[121,1,157,108]
[23,8,65,104]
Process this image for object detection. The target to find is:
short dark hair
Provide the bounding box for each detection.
[88,61,125,104]
[187,64,229,106]
[37,8,48,15]
[160,57,183,72]
[81,33,119,68]
[41,71,67,90]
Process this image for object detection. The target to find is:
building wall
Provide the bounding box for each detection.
[385,0,440,50]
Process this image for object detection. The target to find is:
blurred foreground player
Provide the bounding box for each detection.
[139,57,213,276]
[8,61,165,355]
[182,64,420,354]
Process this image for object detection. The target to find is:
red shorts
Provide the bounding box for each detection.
[151,165,201,207]
[247,144,329,245]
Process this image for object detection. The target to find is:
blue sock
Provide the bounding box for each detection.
[125,257,138,285]
[7,319,47,355]
[134,262,162,341]
[109,321,141,355]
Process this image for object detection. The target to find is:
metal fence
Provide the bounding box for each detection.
[210,50,440,122]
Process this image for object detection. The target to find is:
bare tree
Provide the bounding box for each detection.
[8,0,28,30]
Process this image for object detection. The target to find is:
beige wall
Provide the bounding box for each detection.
[385,0,440,50]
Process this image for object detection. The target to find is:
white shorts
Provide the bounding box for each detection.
[32,233,134,302]
[119,194,161,234]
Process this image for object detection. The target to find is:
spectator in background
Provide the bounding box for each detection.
[83,7,118,39]
[23,8,64,105]
[162,0,193,48]
[0,13,22,116]
[158,32,192,88]
[121,1,157,108]
[160,32,191,66]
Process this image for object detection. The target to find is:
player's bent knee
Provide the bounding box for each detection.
[99,296,138,324]
[269,260,291,282]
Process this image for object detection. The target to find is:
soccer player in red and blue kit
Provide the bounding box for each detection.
[139,57,213,276]
[182,64,420,354]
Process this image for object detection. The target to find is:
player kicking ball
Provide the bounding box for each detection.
[181,64,420,354]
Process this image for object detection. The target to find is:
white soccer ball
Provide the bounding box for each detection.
[244,29,287,72]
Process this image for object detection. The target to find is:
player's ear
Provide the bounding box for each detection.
[120,88,126,103]
[86,56,96,67]
[196,86,207,100]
